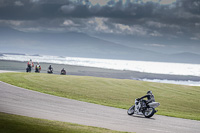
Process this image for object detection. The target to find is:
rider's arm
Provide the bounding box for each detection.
[138,95,148,100]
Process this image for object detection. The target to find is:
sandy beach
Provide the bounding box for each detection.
[0,59,200,82]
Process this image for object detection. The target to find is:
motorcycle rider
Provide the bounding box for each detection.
[135,90,155,113]
[35,62,41,73]
[61,68,66,75]
[48,65,53,71]
[27,59,34,72]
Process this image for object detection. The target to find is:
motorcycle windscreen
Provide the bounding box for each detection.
[148,102,160,108]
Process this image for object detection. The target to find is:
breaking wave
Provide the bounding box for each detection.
[0,54,200,77]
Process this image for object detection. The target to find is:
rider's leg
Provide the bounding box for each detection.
[135,102,139,112]
[142,100,147,108]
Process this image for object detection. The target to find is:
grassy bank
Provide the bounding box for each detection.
[0,112,129,133]
[0,72,200,120]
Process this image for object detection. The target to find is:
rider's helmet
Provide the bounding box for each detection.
[30,59,32,61]
[147,90,152,95]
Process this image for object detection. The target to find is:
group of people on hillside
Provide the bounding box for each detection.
[26,59,66,75]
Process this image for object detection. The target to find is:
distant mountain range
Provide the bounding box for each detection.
[0,27,200,64]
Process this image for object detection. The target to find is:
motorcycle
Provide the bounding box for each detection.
[127,99,160,118]
[35,67,41,73]
[47,69,53,74]
[26,65,31,72]
[60,70,66,75]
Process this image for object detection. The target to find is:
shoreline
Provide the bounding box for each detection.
[0,59,200,82]
[0,70,18,73]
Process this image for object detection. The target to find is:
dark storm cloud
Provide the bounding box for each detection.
[0,0,70,20]
[182,0,200,15]
[0,0,199,39]
[0,0,196,20]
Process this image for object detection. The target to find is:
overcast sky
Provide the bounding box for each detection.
[0,0,200,54]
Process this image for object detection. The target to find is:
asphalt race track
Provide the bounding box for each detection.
[0,81,200,133]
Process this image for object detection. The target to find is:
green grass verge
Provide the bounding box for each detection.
[0,112,130,133]
[0,72,200,121]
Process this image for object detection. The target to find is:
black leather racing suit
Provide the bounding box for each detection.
[138,94,155,107]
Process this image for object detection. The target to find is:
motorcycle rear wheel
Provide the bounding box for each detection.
[127,105,135,115]
[143,107,155,118]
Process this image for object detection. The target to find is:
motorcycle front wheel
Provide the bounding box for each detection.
[143,107,155,118]
[127,105,135,115]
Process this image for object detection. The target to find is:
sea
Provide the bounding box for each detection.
[0,54,200,86]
